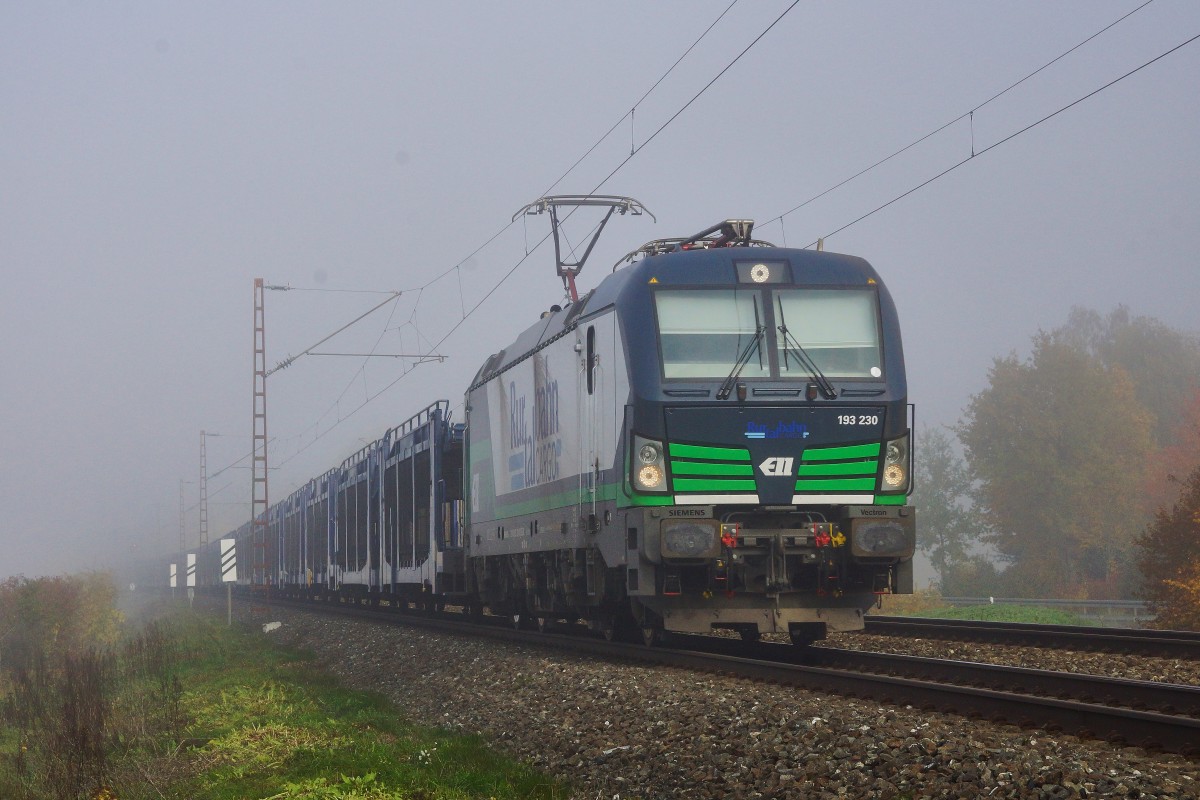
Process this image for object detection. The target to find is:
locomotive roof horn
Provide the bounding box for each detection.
[514,195,654,303]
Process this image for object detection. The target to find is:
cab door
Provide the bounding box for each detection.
[578,324,600,529]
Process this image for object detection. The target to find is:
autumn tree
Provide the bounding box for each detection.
[913,426,990,595]
[959,332,1154,598]
[1136,463,1200,630]
[1054,306,1200,447]
[1018,308,1200,595]
[1141,388,1200,516]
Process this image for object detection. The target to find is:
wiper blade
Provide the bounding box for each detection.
[717,325,765,400]
[778,324,837,399]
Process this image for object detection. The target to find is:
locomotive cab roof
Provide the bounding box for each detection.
[470,220,892,391]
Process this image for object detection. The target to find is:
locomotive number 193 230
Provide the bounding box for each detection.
[837,414,880,426]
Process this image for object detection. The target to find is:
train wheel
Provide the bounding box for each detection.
[599,604,639,643]
[788,622,824,648]
[641,626,666,647]
[739,627,761,643]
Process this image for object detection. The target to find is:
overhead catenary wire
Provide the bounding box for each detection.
[307,352,446,360]
[237,285,412,469]
[219,3,758,474]
[265,290,403,377]
[283,5,1196,467]
[298,285,410,443]
[802,29,1200,248]
[262,285,399,294]
[272,230,556,469]
[201,2,1162,487]
[342,0,745,327]
[216,0,1162,486]
[425,0,799,337]
[179,4,1194,555]
[589,0,801,195]
[541,0,741,196]
[761,0,1158,230]
[269,3,796,469]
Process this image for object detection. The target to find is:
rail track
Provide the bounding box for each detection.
[802,645,1200,718]
[864,615,1200,659]
[243,594,1200,757]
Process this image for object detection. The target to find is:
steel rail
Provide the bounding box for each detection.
[864,616,1200,659]
[743,641,1200,718]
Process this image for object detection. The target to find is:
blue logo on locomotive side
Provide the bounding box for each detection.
[745,421,810,440]
[506,361,562,492]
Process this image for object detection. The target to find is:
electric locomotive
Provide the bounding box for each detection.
[465,207,915,645]
[184,199,914,648]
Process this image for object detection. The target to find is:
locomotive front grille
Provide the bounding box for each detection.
[792,441,880,497]
[667,442,759,503]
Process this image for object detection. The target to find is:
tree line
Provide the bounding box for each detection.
[914,307,1200,628]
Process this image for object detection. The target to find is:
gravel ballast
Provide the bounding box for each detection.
[235,603,1200,799]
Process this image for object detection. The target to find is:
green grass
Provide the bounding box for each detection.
[873,589,1098,626]
[159,610,565,799]
[900,603,1096,626]
[13,609,568,800]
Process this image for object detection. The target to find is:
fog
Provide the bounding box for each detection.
[2,2,1197,580]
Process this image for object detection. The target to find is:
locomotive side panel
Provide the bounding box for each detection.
[468,308,624,545]
[466,308,633,621]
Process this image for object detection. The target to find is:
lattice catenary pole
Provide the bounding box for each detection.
[252,279,269,587]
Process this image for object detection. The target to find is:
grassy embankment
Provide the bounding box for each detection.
[1,582,565,800]
[147,608,565,799]
[875,589,1096,625]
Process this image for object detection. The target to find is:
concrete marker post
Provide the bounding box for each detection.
[220,538,238,626]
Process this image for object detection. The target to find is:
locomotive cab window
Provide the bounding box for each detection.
[775,289,882,379]
[654,286,883,382]
[655,289,769,379]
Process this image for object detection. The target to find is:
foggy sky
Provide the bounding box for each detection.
[2,1,1198,580]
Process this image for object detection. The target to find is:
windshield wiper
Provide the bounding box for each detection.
[776,325,837,400]
[775,296,837,399]
[717,325,765,400]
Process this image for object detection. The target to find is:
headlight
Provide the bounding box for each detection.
[850,520,914,558]
[638,464,664,488]
[880,433,910,493]
[661,521,719,559]
[632,434,668,493]
[883,463,905,488]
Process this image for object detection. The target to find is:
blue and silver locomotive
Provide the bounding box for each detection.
[465,211,915,644]
[201,202,915,647]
